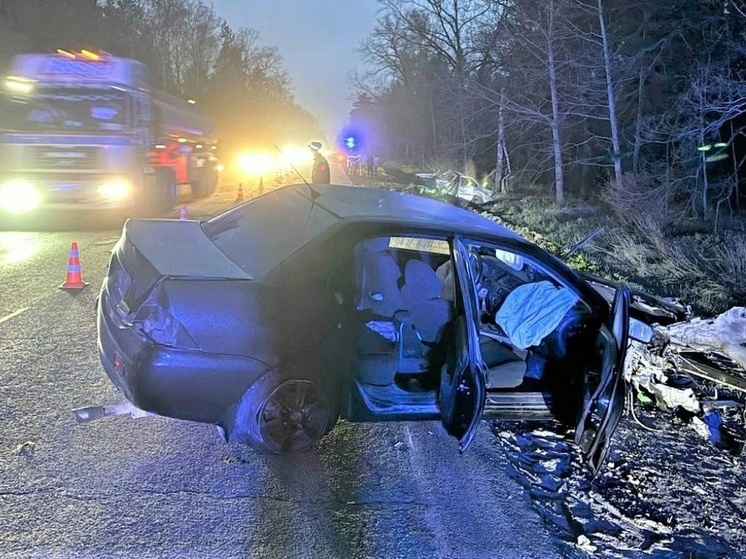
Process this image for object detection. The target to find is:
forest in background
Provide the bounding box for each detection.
[348,0,746,314]
[0,0,323,159]
[351,0,746,220]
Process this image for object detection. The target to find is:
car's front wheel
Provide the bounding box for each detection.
[232,370,337,453]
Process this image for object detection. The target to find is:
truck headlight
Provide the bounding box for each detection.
[0,180,41,213]
[98,178,131,201]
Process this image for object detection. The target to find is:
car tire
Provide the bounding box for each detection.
[232,370,338,454]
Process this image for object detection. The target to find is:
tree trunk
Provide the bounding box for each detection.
[632,65,644,174]
[429,92,437,154]
[597,0,623,187]
[495,88,506,192]
[731,122,740,207]
[547,0,565,205]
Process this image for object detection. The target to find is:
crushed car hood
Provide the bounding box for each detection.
[124,219,251,280]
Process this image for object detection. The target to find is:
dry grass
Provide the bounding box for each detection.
[602,174,684,232]
[702,234,746,302]
[485,184,742,315]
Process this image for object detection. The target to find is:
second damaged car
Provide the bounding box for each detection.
[80,183,673,474]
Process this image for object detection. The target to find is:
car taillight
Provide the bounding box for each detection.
[113,352,126,376]
[106,257,131,305]
[133,304,200,349]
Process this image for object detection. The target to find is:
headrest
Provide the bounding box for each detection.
[362,237,391,252]
[404,260,441,299]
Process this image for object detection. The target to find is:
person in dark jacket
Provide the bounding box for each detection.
[309,141,331,184]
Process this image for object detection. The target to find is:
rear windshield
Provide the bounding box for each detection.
[202,186,338,277]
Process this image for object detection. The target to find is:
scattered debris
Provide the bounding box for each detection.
[671,351,746,394]
[576,534,598,553]
[12,440,36,459]
[666,307,746,370]
[625,306,746,454]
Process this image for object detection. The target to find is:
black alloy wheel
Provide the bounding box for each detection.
[233,371,336,454]
[258,379,332,453]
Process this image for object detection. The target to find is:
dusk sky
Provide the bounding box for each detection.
[209,0,381,140]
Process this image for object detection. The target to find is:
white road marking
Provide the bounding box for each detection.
[0,307,30,325]
[406,425,415,450]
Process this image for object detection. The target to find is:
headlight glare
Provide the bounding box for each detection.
[98,178,131,201]
[0,180,41,213]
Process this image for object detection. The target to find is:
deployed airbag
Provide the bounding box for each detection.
[495,281,579,349]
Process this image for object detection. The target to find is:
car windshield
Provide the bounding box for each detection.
[0,88,129,132]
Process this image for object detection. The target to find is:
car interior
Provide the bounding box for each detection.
[352,236,451,395]
[350,235,596,416]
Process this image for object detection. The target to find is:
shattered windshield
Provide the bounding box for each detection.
[0,88,129,132]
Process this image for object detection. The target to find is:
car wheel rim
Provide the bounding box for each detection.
[259,380,330,453]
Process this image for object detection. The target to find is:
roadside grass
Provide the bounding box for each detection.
[481,189,745,317]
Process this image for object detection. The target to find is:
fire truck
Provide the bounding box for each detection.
[0,50,218,217]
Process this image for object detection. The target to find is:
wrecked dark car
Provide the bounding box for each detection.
[85,183,672,474]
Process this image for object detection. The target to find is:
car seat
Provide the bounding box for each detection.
[354,255,452,386]
[479,337,526,388]
[354,237,405,317]
[400,259,452,343]
[353,237,406,385]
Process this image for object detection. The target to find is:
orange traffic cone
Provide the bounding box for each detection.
[179,205,187,220]
[59,241,88,291]
[235,184,244,203]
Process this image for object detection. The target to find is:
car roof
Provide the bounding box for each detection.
[314,184,508,228]
[201,184,524,277]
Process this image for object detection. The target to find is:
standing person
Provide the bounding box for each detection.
[366,153,374,177]
[309,141,330,184]
[373,154,380,176]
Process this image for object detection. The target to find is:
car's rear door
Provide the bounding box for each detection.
[439,237,486,452]
[575,285,631,475]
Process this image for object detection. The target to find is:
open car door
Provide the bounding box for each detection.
[575,285,631,476]
[439,238,486,452]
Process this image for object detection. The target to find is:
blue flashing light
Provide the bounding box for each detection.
[338,127,369,154]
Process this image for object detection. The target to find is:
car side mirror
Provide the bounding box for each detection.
[628,317,654,344]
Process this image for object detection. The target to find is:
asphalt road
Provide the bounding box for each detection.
[0,172,572,559]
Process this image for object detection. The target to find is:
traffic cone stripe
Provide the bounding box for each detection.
[59,241,89,291]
